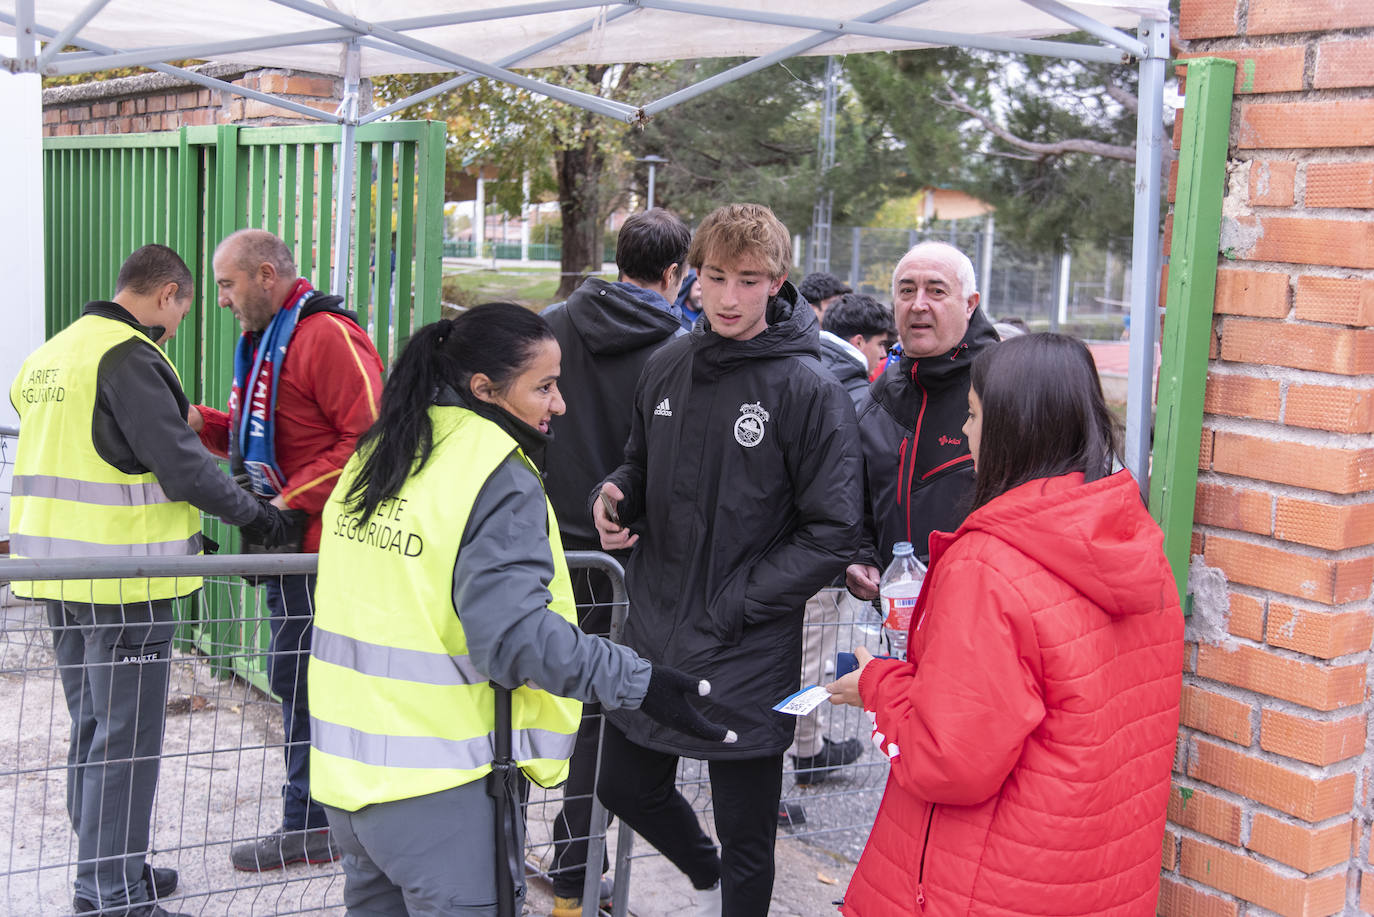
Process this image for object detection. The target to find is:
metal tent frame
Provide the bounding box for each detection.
[1,0,1171,484]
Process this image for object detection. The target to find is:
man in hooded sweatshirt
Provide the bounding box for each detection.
[592,203,862,917]
[540,207,690,917]
[845,241,1000,599]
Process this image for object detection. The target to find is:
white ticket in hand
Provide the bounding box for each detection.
[772,685,832,716]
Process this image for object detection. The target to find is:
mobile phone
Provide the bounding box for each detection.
[836,651,897,678]
[836,652,859,678]
[599,490,620,526]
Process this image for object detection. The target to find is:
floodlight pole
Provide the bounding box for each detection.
[1123,18,1170,495]
[332,39,361,299]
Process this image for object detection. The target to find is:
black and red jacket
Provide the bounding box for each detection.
[854,308,999,568]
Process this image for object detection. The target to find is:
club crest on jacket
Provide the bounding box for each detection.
[734,402,770,447]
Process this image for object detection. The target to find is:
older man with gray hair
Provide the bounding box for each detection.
[191,228,384,871]
[846,241,1000,599]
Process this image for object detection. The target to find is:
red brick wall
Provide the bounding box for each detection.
[1166,3,1374,915]
[42,66,358,137]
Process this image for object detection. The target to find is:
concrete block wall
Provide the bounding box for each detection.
[42,63,367,136]
[1165,2,1374,914]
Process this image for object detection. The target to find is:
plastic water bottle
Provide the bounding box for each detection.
[879,541,926,659]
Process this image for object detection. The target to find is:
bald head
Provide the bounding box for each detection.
[216,229,298,282]
[213,230,300,333]
[891,241,981,359]
[892,241,976,302]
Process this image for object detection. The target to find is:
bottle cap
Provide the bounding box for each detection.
[893,541,914,556]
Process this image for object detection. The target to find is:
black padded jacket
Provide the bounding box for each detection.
[601,282,862,759]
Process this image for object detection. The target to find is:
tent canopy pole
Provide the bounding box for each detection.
[1123,16,1170,494]
[332,39,360,298]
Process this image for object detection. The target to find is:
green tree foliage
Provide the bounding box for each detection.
[847,46,1148,253]
[969,56,1140,252]
[376,65,655,297]
[626,57,911,233]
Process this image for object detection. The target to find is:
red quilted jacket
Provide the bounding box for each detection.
[842,471,1183,917]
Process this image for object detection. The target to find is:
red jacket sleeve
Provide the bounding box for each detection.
[196,404,231,459]
[276,314,383,515]
[859,546,1046,806]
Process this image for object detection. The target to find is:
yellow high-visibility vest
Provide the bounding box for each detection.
[9,314,202,603]
[309,405,580,811]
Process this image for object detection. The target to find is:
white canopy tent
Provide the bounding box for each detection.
[0,0,1172,483]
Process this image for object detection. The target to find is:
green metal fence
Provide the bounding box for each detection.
[41,120,446,689]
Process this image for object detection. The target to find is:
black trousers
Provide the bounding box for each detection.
[596,722,784,917]
[549,567,617,897]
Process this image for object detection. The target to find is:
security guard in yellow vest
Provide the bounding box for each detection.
[309,303,735,917]
[9,245,294,917]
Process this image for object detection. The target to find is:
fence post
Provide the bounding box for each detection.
[849,227,861,289]
[1148,57,1236,604]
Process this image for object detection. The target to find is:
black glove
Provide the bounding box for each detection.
[239,501,305,551]
[638,664,738,744]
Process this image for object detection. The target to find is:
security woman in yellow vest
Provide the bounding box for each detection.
[309,302,734,917]
[9,244,294,917]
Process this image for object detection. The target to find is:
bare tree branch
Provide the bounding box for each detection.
[1105,82,1138,115]
[935,88,1138,162]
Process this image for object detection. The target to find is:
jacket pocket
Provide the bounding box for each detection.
[705,566,750,646]
[915,802,937,911]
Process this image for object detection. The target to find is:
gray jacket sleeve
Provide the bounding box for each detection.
[453,455,651,710]
[96,337,262,526]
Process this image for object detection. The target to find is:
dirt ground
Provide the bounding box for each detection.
[0,597,882,916]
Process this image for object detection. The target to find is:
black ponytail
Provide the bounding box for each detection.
[344,302,554,521]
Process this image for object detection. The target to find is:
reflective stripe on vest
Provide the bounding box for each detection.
[13,474,173,506]
[311,627,485,687]
[311,716,576,771]
[10,532,201,558]
[8,314,203,603]
[309,405,581,812]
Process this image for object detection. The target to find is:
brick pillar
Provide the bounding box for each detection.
[1163,3,1374,915]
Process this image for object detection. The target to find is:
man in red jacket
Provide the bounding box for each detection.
[190,229,383,871]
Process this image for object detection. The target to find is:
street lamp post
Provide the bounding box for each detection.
[638,154,668,209]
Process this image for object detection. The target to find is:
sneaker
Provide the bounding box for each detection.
[230,827,339,871]
[777,801,807,826]
[73,865,179,913]
[792,737,863,786]
[551,876,614,917]
[694,881,722,917]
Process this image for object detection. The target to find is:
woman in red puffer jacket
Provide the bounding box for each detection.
[828,333,1183,917]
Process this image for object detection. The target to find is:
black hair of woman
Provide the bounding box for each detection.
[968,332,1120,511]
[344,302,554,522]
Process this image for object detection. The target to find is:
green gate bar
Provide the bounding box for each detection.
[41,119,445,688]
[1148,58,1237,607]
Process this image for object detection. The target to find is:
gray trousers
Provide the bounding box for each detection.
[325,780,525,916]
[47,598,176,909]
[792,589,849,757]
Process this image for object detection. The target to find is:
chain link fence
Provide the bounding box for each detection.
[0,543,885,916]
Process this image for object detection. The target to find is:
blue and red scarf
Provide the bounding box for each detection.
[229,278,317,497]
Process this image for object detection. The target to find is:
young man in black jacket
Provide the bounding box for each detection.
[540,208,690,917]
[845,241,1000,598]
[593,204,862,917]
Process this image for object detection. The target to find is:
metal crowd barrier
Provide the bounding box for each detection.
[0,550,886,915]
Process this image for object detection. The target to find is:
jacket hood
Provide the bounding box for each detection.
[563,278,682,356]
[818,331,868,389]
[947,470,1171,618]
[691,280,819,374]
